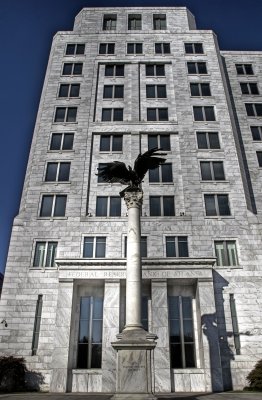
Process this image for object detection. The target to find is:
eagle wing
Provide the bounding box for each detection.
[96,161,131,184]
[134,147,166,181]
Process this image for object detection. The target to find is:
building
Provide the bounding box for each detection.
[1,6,262,394]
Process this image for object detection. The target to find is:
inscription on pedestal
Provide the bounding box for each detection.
[118,350,148,393]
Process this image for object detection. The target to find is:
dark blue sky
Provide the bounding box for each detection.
[0,0,261,274]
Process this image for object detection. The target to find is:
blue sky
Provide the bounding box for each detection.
[0,0,262,274]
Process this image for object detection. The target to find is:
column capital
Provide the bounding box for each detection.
[124,190,143,209]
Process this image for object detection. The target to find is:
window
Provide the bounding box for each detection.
[155,43,170,54]
[54,107,77,123]
[58,84,80,98]
[193,106,215,121]
[97,163,110,183]
[33,241,57,268]
[145,64,165,76]
[103,85,124,99]
[168,296,195,368]
[166,237,188,257]
[45,162,70,182]
[127,43,143,54]
[149,196,175,216]
[204,194,230,216]
[83,237,106,258]
[149,163,172,182]
[185,43,204,54]
[124,236,147,257]
[187,62,207,75]
[128,14,142,30]
[240,82,259,95]
[257,151,262,167]
[32,295,43,355]
[196,131,220,149]
[65,43,85,55]
[147,108,168,121]
[146,85,167,98]
[96,196,121,216]
[102,108,123,121]
[50,133,74,151]
[190,83,211,97]
[200,161,225,181]
[251,126,262,141]
[77,296,103,368]
[245,103,262,117]
[148,134,171,151]
[103,14,117,30]
[62,63,83,76]
[153,14,166,30]
[235,64,254,75]
[215,241,238,266]
[40,195,67,217]
[105,64,124,76]
[100,134,123,152]
[99,43,115,55]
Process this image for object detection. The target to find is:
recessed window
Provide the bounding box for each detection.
[155,43,170,54]
[187,62,207,75]
[54,107,77,123]
[99,43,115,55]
[65,44,85,55]
[166,237,188,257]
[153,14,166,30]
[250,126,262,141]
[62,63,83,76]
[96,196,121,217]
[190,83,211,97]
[147,108,168,121]
[196,132,220,149]
[245,103,262,117]
[58,84,80,98]
[97,163,110,183]
[103,85,124,99]
[32,295,43,355]
[240,82,259,95]
[40,195,67,217]
[149,163,173,183]
[83,237,106,258]
[200,161,225,181]
[146,85,167,98]
[235,64,254,75]
[103,14,117,30]
[215,240,238,266]
[124,236,147,257]
[128,14,142,30]
[145,64,165,76]
[193,106,215,121]
[185,43,204,54]
[148,134,171,151]
[101,108,123,121]
[33,242,57,268]
[45,162,70,182]
[100,134,123,152]
[149,196,175,216]
[127,43,143,54]
[257,151,262,167]
[105,64,124,76]
[50,133,74,151]
[204,194,230,216]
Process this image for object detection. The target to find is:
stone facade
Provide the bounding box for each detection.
[1,6,262,393]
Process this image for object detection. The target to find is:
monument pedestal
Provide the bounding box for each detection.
[111,328,157,400]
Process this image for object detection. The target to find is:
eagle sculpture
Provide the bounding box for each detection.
[96,147,166,197]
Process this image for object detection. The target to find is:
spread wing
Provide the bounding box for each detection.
[96,161,132,184]
[134,148,166,181]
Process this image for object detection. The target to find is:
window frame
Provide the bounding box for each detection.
[62,62,83,76]
[187,62,207,75]
[99,43,115,55]
[105,64,124,77]
[184,42,204,54]
[149,196,175,216]
[127,43,143,55]
[39,194,67,218]
[45,162,71,182]
[33,241,58,268]
[99,134,123,152]
[153,14,167,30]
[245,103,262,117]
[145,64,165,77]
[103,85,124,99]
[49,132,74,151]
[58,83,80,98]
[214,240,239,267]
[83,236,106,258]
[196,131,220,150]
[54,107,77,123]
[128,14,142,30]
[165,236,189,258]
[155,43,170,54]
[149,163,173,183]
[101,108,124,122]
[190,82,211,97]
[240,82,259,95]
[96,196,121,217]
[235,63,254,76]
[148,134,171,151]
[256,151,262,167]
[103,14,117,30]
[200,161,225,181]
[147,108,169,121]
[193,106,216,122]
[146,84,167,99]
[65,43,85,56]
[251,126,262,141]
[204,194,231,217]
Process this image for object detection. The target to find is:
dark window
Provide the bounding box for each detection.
[196,132,220,149]
[50,133,74,151]
[40,195,67,217]
[105,64,124,76]
[200,161,225,181]
[190,83,211,97]
[45,162,70,182]
[168,296,195,368]
[147,108,168,121]
[187,62,207,75]
[153,14,166,30]
[96,196,121,216]
[257,151,262,167]
[66,44,85,55]
[127,43,143,54]
[97,163,110,183]
[100,134,123,152]
[155,43,170,54]
[77,296,103,368]
[149,196,175,216]
[124,236,147,257]
[146,64,165,76]
[102,108,123,121]
[235,64,254,75]
[215,241,238,266]
[166,237,189,257]
[204,194,231,216]
[54,107,77,123]
[148,134,171,151]
[99,43,115,55]
[103,85,124,99]
[245,103,262,117]
[128,14,142,30]
[62,63,83,76]
[146,85,166,98]
[58,83,80,98]
[33,242,57,268]
[185,43,203,54]
[83,237,106,258]
[32,295,43,355]
[193,106,215,121]
[251,126,262,141]
[103,14,117,30]
[149,163,172,183]
[240,82,259,95]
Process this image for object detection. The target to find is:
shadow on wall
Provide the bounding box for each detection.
[26,370,45,391]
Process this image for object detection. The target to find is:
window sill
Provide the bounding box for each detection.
[214,265,242,269]
[197,149,223,152]
[64,54,86,58]
[42,181,71,184]
[193,121,218,124]
[29,267,58,271]
[60,75,83,78]
[37,217,68,220]
[56,97,81,100]
[204,216,234,219]
[52,122,78,125]
[99,151,123,154]
[149,182,174,185]
[72,369,102,374]
[200,180,230,183]
[47,150,75,153]
[172,368,204,373]
[187,74,211,77]
[102,98,124,101]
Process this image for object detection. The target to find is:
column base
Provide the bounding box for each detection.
[111,393,157,400]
